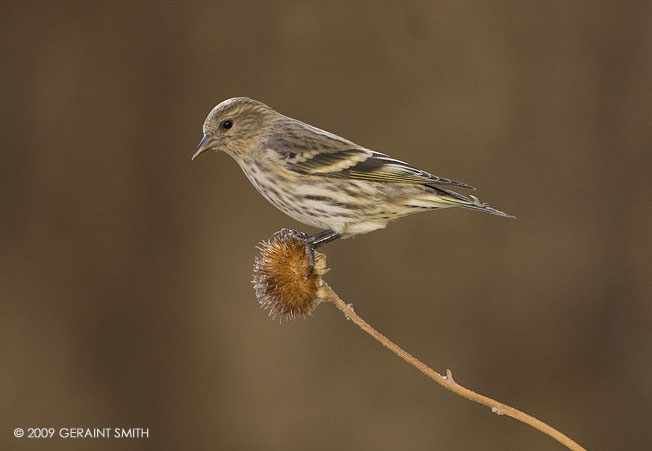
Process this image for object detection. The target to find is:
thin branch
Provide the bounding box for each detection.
[318,283,587,451]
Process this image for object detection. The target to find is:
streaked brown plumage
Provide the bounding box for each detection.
[193,97,512,241]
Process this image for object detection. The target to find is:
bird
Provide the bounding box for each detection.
[193,97,513,249]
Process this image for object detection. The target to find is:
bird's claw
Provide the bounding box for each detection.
[272,228,307,246]
[304,243,316,278]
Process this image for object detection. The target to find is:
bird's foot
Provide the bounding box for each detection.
[304,230,339,277]
[305,244,316,278]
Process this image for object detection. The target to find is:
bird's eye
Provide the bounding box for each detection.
[221,119,233,130]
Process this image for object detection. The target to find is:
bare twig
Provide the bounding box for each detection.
[318,283,586,451]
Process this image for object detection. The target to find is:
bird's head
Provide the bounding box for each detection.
[193,97,275,160]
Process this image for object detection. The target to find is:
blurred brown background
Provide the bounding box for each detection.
[2,1,651,450]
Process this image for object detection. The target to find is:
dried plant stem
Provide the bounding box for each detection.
[318,283,587,451]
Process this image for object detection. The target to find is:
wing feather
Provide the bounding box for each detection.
[284,148,475,190]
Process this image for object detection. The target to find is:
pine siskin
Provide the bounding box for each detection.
[193,97,513,246]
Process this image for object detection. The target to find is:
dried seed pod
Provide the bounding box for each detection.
[252,229,329,321]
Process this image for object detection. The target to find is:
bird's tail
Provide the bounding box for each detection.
[413,185,515,218]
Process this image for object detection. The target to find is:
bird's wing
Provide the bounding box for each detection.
[282,148,475,190]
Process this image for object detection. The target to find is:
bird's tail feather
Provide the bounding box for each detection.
[449,194,515,218]
[417,186,515,218]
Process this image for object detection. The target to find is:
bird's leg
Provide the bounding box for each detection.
[310,231,341,248]
[303,229,341,277]
[305,229,335,245]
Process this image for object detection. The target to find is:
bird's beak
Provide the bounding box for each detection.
[192,134,219,160]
